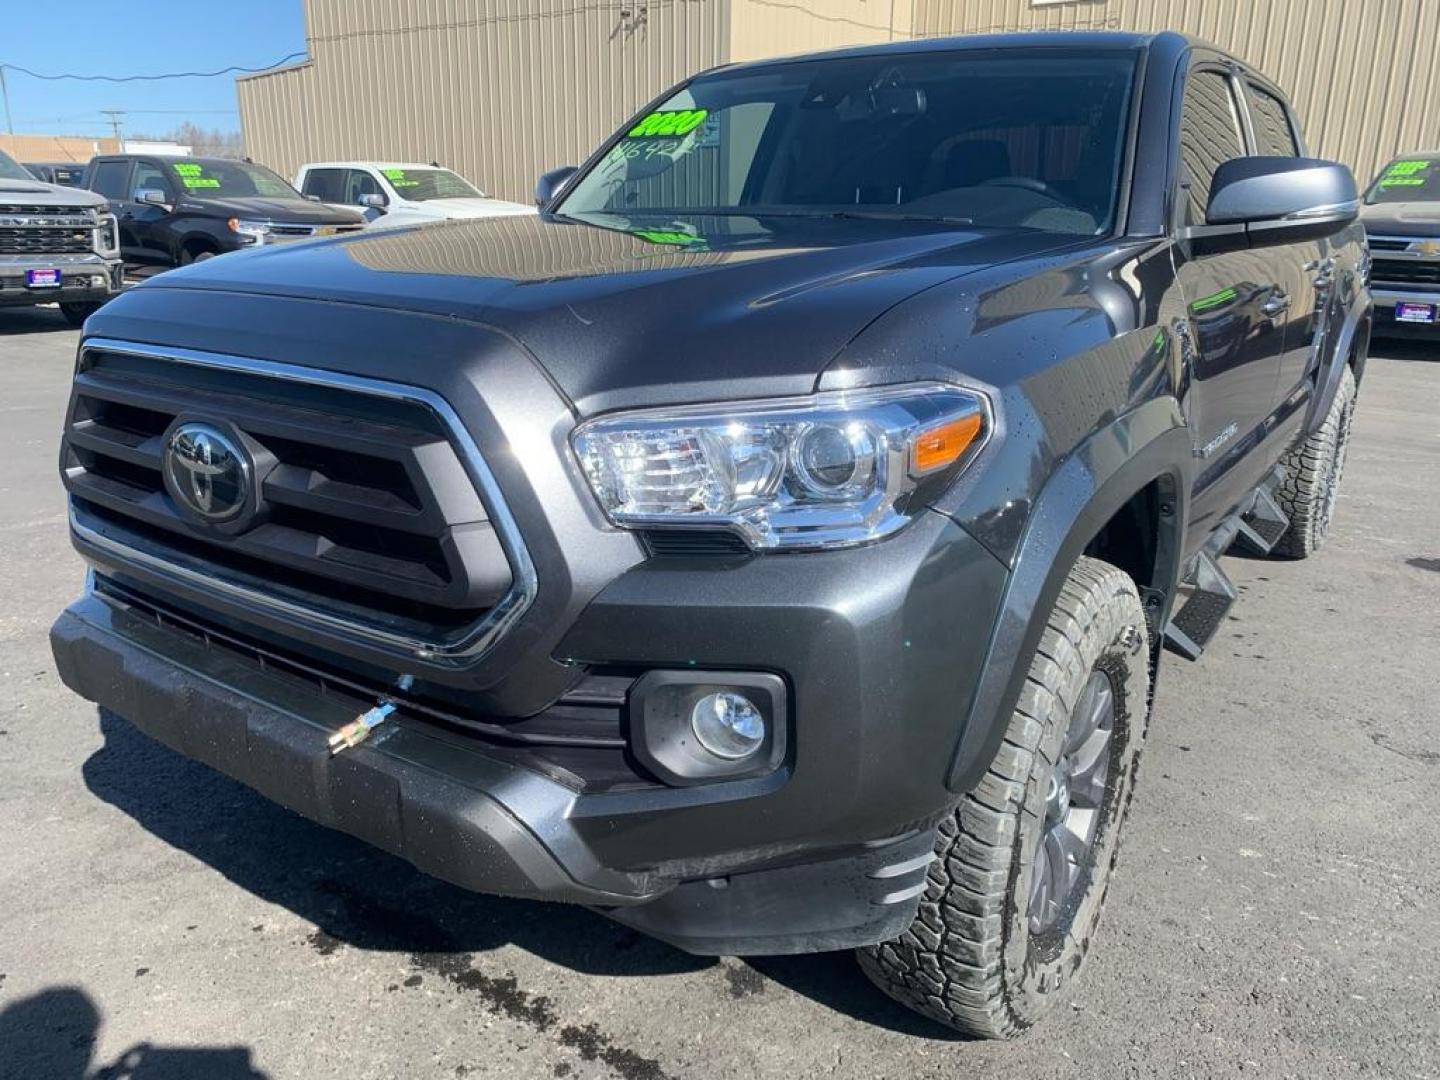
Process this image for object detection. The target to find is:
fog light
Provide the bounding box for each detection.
[690,691,765,759]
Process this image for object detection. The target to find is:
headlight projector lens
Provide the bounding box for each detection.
[690,691,766,759]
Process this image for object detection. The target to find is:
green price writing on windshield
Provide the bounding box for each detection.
[1379,159,1433,188]
[382,167,420,188]
[172,163,220,189]
[628,109,708,138]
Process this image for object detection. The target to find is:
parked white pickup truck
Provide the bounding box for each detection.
[294,161,534,229]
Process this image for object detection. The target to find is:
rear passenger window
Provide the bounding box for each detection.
[302,168,346,203]
[1178,70,1245,224]
[1247,83,1300,156]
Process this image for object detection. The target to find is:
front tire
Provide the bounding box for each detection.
[59,301,102,328]
[1272,366,1356,558]
[859,556,1150,1038]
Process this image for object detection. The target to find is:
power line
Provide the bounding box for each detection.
[0,52,307,83]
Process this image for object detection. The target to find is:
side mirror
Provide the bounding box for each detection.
[535,166,578,208]
[304,193,321,202]
[359,193,387,209]
[1193,157,1358,250]
[135,188,170,208]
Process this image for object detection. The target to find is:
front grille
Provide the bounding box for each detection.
[1372,257,1440,288]
[1367,238,1412,252]
[63,342,532,663]
[269,222,365,238]
[0,225,93,254]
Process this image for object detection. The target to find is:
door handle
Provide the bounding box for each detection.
[1260,292,1290,318]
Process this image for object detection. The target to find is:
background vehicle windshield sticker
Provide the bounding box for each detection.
[1378,159,1434,188]
[172,162,220,189]
[627,109,708,138]
[382,167,421,188]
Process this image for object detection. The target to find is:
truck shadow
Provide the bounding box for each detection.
[81,709,959,1038]
[0,985,267,1079]
[81,708,708,980]
[0,306,73,336]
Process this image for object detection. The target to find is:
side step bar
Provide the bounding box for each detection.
[1163,550,1236,660]
[1164,477,1290,661]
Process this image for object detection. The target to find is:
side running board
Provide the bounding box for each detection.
[1163,550,1236,661]
[1164,479,1290,661]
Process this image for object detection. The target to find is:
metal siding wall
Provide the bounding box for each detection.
[911,0,1440,184]
[727,0,910,60]
[238,0,728,203]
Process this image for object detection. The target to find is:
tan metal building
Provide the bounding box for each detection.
[238,0,1440,204]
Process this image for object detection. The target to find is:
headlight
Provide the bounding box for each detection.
[93,212,119,255]
[228,218,270,242]
[572,383,992,551]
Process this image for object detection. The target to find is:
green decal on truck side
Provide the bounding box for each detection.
[628,109,708,138]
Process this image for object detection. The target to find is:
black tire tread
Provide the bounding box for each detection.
[1273,366,1356,558]
[858,557,1145,1039]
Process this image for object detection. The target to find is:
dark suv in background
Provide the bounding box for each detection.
[51,32,1369,1038]
[1361,152,1440,335]
[83,155,365,269]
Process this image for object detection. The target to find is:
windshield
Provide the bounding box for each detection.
[558,51,1136,235]
[1366,156,1440,204]
[168,159,298,199]
[381,167,486,201]
[0,150,35,182]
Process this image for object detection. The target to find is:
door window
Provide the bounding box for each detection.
[345,169,384,204]
[1247,84,1300,156]
[1178,70,1245,224]
[132,161,170,199]
[302,167,346,202]
[89,159,132,200]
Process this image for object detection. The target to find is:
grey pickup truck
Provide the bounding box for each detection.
[50,31,1369,1037]
[1,149,122,325]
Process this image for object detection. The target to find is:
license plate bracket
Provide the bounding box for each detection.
[1395,301,1438,324]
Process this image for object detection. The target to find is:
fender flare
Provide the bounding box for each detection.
[1306,287,1372,433]
[946,398,1192,792]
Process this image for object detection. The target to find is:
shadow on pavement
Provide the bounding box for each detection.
[0,307,73,336]
[1370,336,1438,362]
[83,709,970,1038]
[83,709,709,979]
[0,986,266,1080]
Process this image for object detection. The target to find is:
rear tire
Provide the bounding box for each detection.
[1272,366,1356,559]
[858,556,1150,1038]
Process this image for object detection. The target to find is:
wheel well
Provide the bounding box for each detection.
[1082,476,1176,599]
[182,236,217,258]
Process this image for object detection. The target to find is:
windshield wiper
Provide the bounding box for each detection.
[818,210,973,225]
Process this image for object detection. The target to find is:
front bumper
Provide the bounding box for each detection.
[53,507,1002,953]
[0,253,122,307]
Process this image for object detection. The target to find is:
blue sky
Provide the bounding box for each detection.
[1,1,305,140]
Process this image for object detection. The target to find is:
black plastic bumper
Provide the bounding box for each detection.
[50,588,943,954]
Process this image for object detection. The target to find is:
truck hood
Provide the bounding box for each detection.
[133,211,1081,413]
[0,177,108,207]
[172,195,364,225]
[1361,201,1440,237]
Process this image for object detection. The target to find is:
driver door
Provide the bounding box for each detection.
[1172,65,1289,546]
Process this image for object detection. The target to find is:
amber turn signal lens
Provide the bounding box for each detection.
[910,412,984,476]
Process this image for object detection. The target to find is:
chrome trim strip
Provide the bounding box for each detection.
[72,337,538,666]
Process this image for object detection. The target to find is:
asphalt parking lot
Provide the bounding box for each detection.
[1,305,1437,1080]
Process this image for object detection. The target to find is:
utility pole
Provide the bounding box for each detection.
[100,108,126,150]
[0,66,14,136]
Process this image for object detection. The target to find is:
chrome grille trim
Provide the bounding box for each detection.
[71,337,538,667]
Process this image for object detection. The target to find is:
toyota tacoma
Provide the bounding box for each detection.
[50,32,1370,1037]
